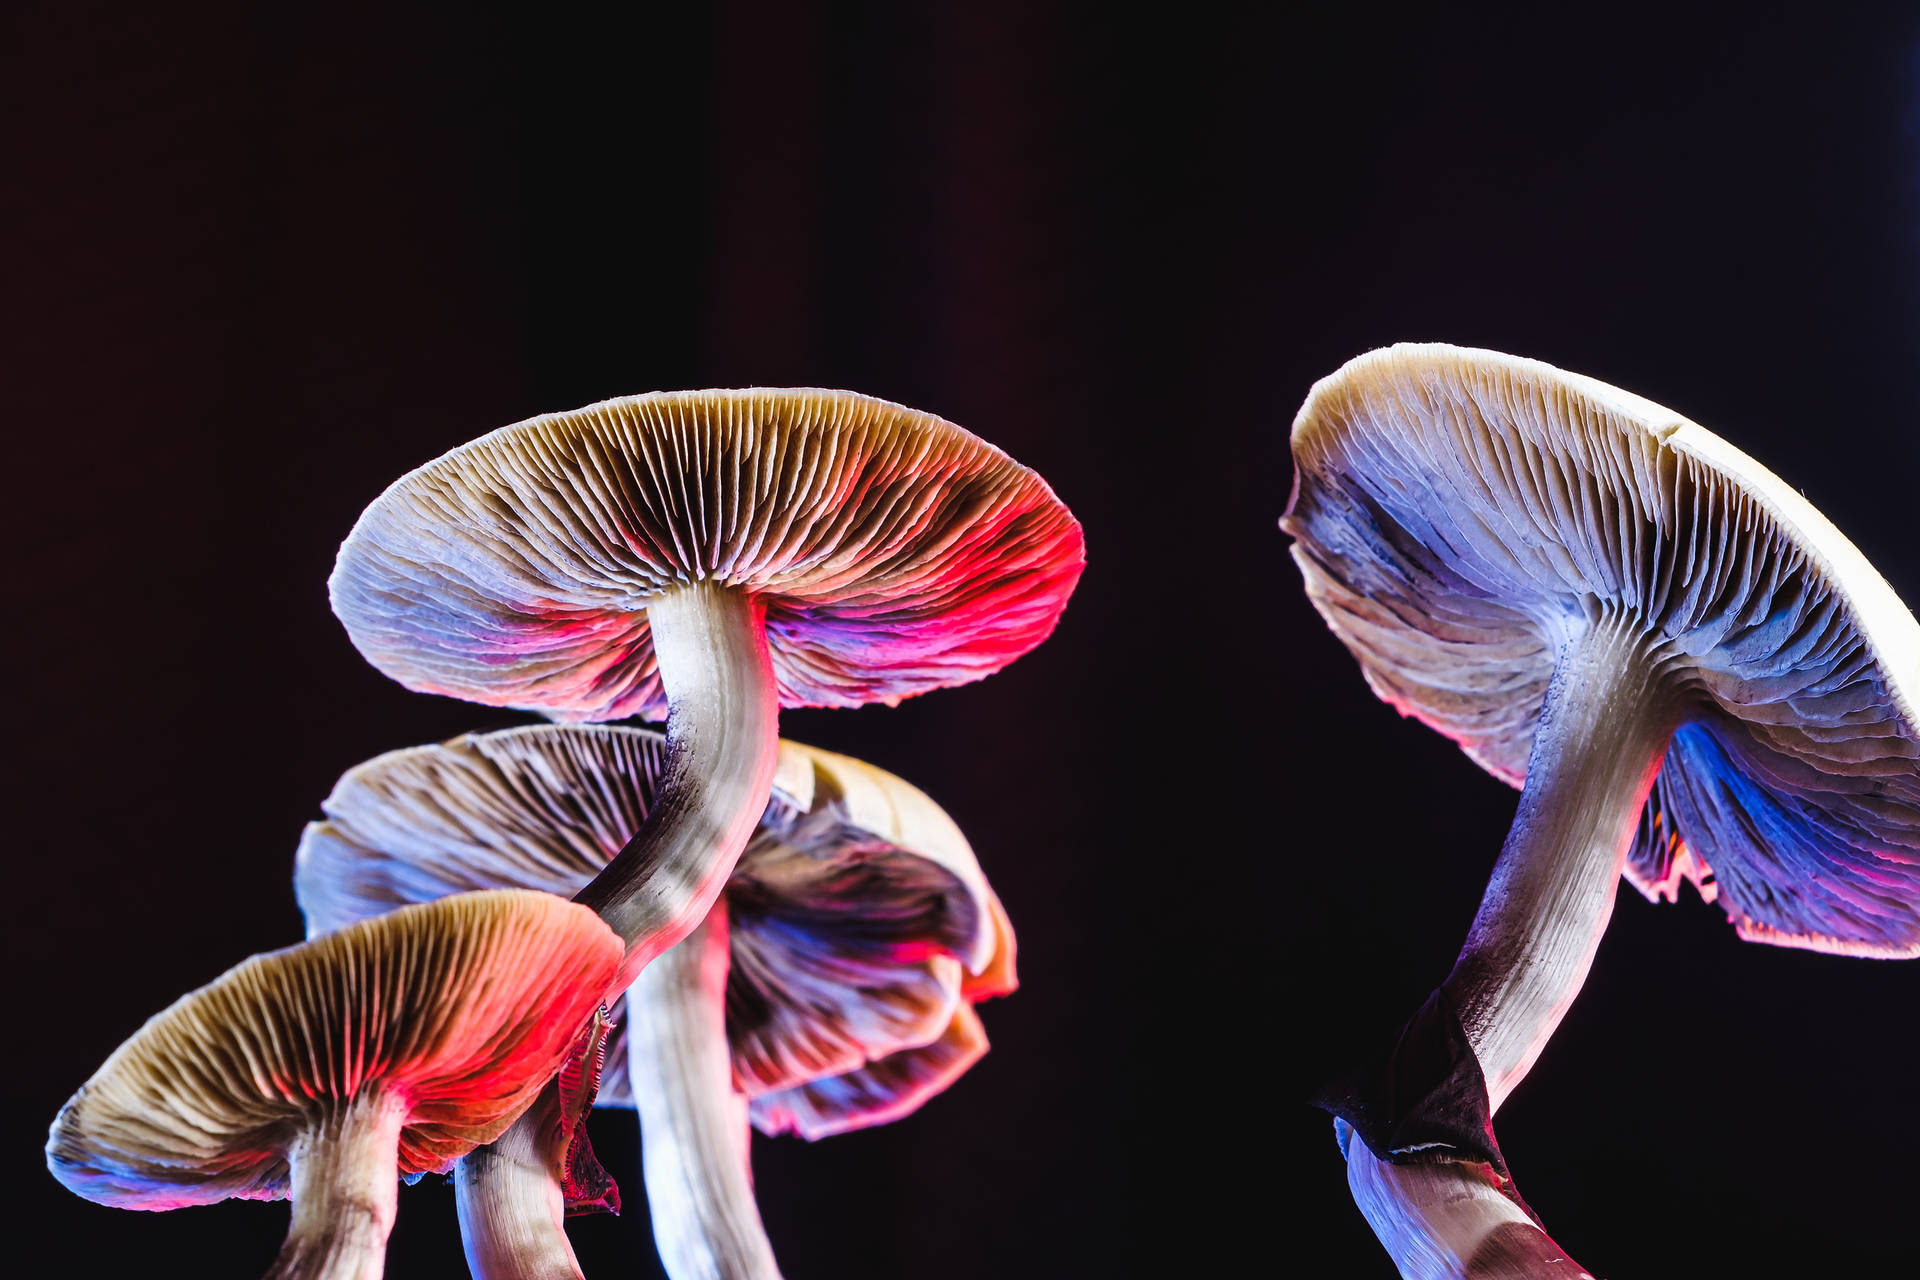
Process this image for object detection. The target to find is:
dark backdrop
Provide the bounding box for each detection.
[8,3,1920,1276]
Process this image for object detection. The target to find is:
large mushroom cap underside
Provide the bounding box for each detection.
[48,890,621,1209]
[330,388,1085,722]
[292,724,998,1104]
[1282,344,1920,956]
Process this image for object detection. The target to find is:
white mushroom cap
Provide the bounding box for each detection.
[294,726,1005,1115]
[1282,344,1920,955]
[47,890,623,1209]
[329,388,1085,722]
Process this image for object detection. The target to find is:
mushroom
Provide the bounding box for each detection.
[46,890,623,1280]
[295,723,1012,1279]
[329,389,1082,988]
[1281,345,1920,1272]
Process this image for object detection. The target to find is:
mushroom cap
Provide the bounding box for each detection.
[1282,344,1920,956]
[294,725,1002,1105]
[48,890,622,1210]
[293,725,800,921]
[329,389,1085,722]
[741,887,1015,1140]
[748,1002,991,1142]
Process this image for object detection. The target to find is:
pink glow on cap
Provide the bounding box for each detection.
[330,388,1084,722]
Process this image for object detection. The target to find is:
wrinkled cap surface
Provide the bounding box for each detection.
[749,1003,991,1142]
[294,725,1003,1108]
[743,889,1016,1139]
[1282,344,1920,955]
[330,388,1085,721]
[48,890,622,1209]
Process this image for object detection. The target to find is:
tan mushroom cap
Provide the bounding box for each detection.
[1282,344,1920,954]
[47,890,622,1210]
[329,388,1085,722]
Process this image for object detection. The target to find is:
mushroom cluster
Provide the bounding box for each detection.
[1282,345,1920,1278]
[69,329,1899,1277]
[49,388,1081,1279]
[294,725,1018,1278]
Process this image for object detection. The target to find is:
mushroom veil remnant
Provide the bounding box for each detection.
[46,890,622,1280]
[295,724,1014,1280]
[330,389,1081,987]
[1282,344,1920,1275]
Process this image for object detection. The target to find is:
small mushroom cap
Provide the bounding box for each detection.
[748,1002,991,1142]
[722,742,998,1094]
[329,389,1085,722]
[293,725,1001,1105]
[740,886,1015,1139]
[48,890,622,1210]
[1282,344,1920,955]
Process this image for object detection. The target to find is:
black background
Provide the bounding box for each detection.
[8,3,1920,1276]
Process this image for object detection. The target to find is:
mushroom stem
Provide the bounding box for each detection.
[455,1085,584,1280]
[1332,619,1670,1280]
[628,901,784,1280]
[574,581,780,987]
[267,1089,408,1280]
[1339,1123,1593,1280]
[1442,612,1681,1111]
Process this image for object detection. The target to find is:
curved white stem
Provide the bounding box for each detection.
[1343,1126,1592,1280]
[1443,616,1681,1112]
[629,903,783,1280]
[267,1090,407,1280]
[574,582,781,989]
[458,583,777,1276]
[1342,618,1677,1277]
[455,1085,583,1280]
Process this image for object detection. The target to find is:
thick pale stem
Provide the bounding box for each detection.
[1442,616,1680,1112]
[1337,619,1674,1277]
[1342,1126,1593,1280]
[628,902,783,1280]
[457,583,776,1274]
[455,1085,582,1280]
[574,582,781,988]
[266,1090,408,1280]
